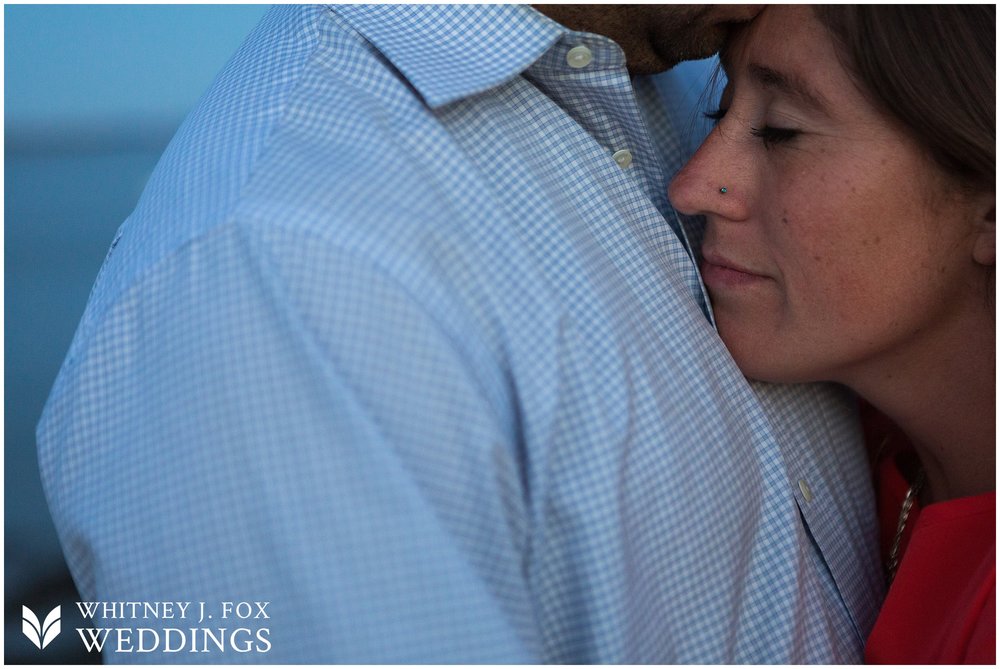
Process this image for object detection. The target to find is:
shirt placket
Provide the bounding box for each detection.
[524,35,708,317]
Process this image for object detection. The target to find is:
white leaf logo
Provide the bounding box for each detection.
[22,605,61,649]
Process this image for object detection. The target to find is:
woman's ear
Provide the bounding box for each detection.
[972,201,995,267]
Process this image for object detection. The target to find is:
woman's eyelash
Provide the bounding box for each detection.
[703,108,727,124]
[703,108,801,148]
[750,125,800,147]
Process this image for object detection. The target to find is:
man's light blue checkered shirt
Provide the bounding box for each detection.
[38,5,883,663]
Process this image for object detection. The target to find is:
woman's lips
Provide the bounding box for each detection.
[700,252,771,289]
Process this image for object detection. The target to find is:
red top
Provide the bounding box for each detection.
[865,456,996,664]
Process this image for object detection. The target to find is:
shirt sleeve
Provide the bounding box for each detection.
[37,219,540,662]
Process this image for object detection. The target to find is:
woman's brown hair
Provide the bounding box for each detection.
[815,5,995,191]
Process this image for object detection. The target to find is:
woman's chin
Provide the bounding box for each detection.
[720,336,821,386]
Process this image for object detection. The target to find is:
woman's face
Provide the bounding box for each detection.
[668,5,989,385]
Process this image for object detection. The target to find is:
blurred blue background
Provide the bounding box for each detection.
[5,5,268,662]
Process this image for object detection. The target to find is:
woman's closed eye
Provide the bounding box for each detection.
[703,107,802,149]
[749,125,800,148]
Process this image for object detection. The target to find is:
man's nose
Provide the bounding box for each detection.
[668,130,749,222]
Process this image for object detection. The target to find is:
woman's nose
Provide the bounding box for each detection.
[668,129,749,222]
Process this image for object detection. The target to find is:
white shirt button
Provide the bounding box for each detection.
[798,479,814,503]
[566,45,593,69]
[612,149,633,169]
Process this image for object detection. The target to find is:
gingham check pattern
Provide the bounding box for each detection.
[38,5,883,663]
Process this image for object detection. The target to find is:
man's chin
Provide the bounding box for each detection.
[653,28,728,70]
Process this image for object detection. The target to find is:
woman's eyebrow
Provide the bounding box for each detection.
[747,62,831,114]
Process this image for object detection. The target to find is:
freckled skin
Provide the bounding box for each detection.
[667,5,989,387]
[670,6,995,503]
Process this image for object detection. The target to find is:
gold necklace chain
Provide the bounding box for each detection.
[885,467,926,585]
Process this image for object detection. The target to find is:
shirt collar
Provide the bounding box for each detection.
[331,4,566,108]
